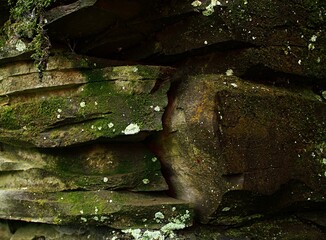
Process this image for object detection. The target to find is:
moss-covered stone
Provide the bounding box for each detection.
[156,74,326,224]
[0,190,193,229]
[0,61,173,147]
[0,143,168,192]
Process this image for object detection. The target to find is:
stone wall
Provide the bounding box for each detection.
[0,0,325,239]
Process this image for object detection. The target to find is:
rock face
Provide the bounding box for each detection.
[0,54,173,147]
[0,0,325,239]
[0,53,193,233]
[0,190,192,229]
[0,143,167,192]
[157,74,326,223]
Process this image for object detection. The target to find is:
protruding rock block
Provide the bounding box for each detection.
[0,54,174,147]
[0,190,193,229]
[158,74,326,223]
[0,143,167,192]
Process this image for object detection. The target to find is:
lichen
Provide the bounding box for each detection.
[122,123,141,135]
[5,0,54,78]
[121,210,192,239]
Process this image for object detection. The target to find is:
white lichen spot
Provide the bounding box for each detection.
[230,83,238,88]
[202,0,221,16]
[298,59,302,65]
[109,199,113,203]
[97,126,102,131]
[133,66,139,72]
[244,0,248,4]
[317,57,321,63]
[143,230,164,240]
[152,157,158,162]
[222,207,231,212]
[154,106,161,112]
[100,216,109,222]
[57,114,61,119]
[80,217,87,222]
[80,101,86,108]
[94,101,98,106]
[95,207,98,214]
[155,212,165,221]
[310,35,317,42]
[122,123,140,135]
[322,158,326,165]
[80,210,84,214]
[122,229,142,239]
[93,216,99,221]
[103,177,108,183]
[15,40,27,52]
[57,109,62,113]
[308,43,315,50]
[172,207,176,211]
[191,0,202,7]
[225,69,234,76]
[142,178,150,184]
[204,40,208,45]
[108,122,114,128]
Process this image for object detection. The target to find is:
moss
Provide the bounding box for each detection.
[5,0,54,77]
[0,106,20,129]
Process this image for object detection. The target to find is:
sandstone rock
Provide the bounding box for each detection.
[0,143,167,192]
[0,54,174,147]
[0,190,193,229]
[156,74,326,223]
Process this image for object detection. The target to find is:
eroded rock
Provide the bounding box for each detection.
[0,54,174,147]
[157,74,326,223]
[0,190,193,229]
[0,143,167,192]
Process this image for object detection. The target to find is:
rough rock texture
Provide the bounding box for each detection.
[0,190,192,229]
[0,0,325,239]
[0,52,192,231]
[0,143,167,192]
[0,54,173,147]
[157,74,326,223]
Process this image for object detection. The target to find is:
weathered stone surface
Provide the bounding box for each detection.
[223,217,326,240]
[157,74,326,223]
[0,143,167,192]
[0,190,193,229]
[0,221,12,240]
[45,0,98,24]
[0,54,174,147]
[0,0,325,237]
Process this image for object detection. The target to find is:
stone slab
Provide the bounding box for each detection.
[0,56,174,147]
[0,143,167,192]
[0,190,193,229]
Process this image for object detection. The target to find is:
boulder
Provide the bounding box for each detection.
[156,74,326,223]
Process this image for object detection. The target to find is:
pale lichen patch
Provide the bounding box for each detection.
[122,123,140,135]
